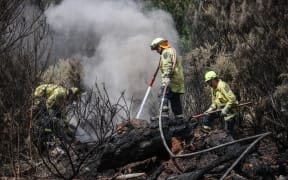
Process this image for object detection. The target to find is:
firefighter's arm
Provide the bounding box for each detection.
[161,51,173,80]
[204,93,217,115]
[221,84,237,111]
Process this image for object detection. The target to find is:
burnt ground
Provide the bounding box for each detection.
[1,118,288,180]
[93,118,288,180]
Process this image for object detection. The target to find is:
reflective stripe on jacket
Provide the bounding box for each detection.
[160,48,185,93]
[210,79,239,120]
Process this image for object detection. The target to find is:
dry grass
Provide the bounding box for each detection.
[41,58,83,89]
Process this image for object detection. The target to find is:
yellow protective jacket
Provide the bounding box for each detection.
[34,84,69,111]
[160,47,185,93]
[210,79,239,120]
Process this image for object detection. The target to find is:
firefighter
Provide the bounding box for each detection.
[33,84,80,117]
[150,37,185,121]
[203,71,239,135]
[33,84,80,144]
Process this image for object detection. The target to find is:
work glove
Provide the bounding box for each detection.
[204,107,213,115]
[221,108,228,116]
[71,102,77,109]
[163,77,170,86]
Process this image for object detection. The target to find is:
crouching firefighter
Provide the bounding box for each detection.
[33,84,80,145]
[203,71,239,135]
[150,37,185,122]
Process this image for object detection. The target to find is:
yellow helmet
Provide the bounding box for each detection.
[204,71,217,82]
[150,37,167,50]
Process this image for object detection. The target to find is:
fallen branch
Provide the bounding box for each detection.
[115,172,146,179]
[97,119,193,170]
[167,146,248,180]
[220,132,271,180]
[119,156,157,173]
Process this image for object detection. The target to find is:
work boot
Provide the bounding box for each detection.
[150,112,169,121]
[162,105,169,113]
[201,125,212,133]
[225,118,235,136]
[150,112,169,128]
[150,116,158,121]
[175,114,185,125]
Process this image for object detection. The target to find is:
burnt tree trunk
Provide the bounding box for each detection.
[97,119,196,171]
[167,146,248,180]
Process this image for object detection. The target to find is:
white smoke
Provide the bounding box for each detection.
[45,0,179,119]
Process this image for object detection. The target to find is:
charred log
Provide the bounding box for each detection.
[167,146,247,180]
[97,119,196,171]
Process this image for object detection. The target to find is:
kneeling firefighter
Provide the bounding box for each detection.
[203,71,239,135]
[33,84,80,145]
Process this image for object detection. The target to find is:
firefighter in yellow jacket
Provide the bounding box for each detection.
[33,84,80,143]
[150,38,185,120]
[34,84,80,118]
[203,71,239,135]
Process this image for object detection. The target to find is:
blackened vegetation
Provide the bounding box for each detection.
[30,86,131,179]
[0,0,49,178]
[92,119,284,180]
[97,118,194,171]
[0,0,288,179]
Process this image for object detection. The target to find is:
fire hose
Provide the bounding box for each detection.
[136,51,271,177]
[136,48,177,119]
[158,83,271,159]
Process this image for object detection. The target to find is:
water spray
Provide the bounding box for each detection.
[135,65,159,119]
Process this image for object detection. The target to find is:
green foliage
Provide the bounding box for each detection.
[149,0,288,145]
[157,0,288,145]
[149,0,192,51]
[150,0,190,34]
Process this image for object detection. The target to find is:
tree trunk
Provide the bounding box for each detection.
[97,118,196,171]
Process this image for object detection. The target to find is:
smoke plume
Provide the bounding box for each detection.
[45,0,179,118]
